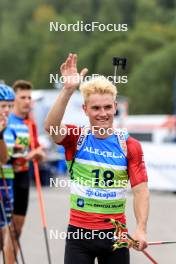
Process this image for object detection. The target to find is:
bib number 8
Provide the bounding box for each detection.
[92,169,114,187]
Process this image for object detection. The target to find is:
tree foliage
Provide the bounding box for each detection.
[0,0,176,114]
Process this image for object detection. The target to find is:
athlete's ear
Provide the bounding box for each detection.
[82,104,88,116]
[114,101,118,113]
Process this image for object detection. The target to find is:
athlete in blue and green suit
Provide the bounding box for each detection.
[0,84,15,257]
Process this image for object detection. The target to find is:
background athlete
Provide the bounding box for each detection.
[0,105,8,165]
[6,80,46,263]
[45,53,150,264]
[0,84,15,262]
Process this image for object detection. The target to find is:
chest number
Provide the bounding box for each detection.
[92,169,114,187]
[16,137,29,147]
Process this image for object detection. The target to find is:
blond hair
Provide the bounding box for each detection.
[79,76,117,102]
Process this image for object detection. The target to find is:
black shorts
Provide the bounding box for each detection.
[13,171,30,216]
[64,225,130,264]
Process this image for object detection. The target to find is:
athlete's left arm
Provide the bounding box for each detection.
[127,136,149,251]
[132,182,149,251]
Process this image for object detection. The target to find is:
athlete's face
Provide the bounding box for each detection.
[14,89,32,116]
[0,101,14,117]
[82,93,117,130]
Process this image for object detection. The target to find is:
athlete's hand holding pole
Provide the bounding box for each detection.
[27,121,52,264]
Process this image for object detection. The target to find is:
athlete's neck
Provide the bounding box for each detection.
[13,109,27,119]
[91,126,114,139]
[94,133,109,139]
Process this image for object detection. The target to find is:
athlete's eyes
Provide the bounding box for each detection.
[8,104,14,109]
[91,106,100,111]
[91,105,113,111]
[0,104,8,109]
[104,105,112,110]
[20,96,31,100]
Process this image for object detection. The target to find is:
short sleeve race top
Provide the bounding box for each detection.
[58,125,148,230]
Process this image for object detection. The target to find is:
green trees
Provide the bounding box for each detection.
[0,0,175,113]
[128,43,176,114]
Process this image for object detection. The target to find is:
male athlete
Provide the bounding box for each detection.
[0,108,8,165]
[0,84,15,261]
[6,80,45,263]
[45,53,149,264]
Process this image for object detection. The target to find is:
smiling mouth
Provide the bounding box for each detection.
[96,119,109,122]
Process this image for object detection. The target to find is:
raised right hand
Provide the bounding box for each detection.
[60,53,88,91]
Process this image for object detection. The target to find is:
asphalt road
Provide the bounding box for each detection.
[17,177,176,264]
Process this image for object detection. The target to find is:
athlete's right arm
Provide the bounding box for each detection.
[44,53,88,143]
[0,140,8,164]
[0,113,8,164]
